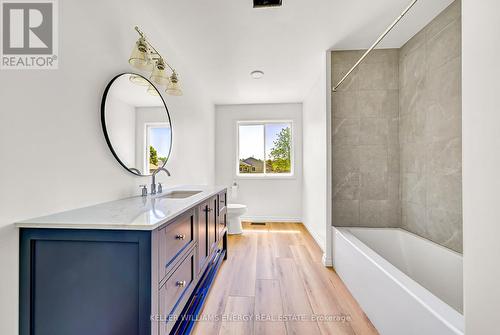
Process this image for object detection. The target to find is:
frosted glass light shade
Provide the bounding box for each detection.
[150,66,170,86]
[129,74,149,86]
[129,38,153,71]
[166,81,182,96]
[165,72,183,96]
[147,85,160,96]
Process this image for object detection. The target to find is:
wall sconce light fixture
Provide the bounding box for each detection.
[129,26,183,96]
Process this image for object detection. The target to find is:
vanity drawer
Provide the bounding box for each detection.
[159,210,195,279]
[159,251,195,334]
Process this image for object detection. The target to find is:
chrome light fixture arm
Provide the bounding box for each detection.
[129,26,183,96]
[133,26,177,75]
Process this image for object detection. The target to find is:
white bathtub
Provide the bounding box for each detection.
[333,227,463,335]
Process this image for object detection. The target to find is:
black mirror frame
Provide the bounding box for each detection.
[101,72,173,177]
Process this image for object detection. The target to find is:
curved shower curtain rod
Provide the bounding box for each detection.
[332,0,419,92]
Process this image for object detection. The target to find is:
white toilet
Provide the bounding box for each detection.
[227,204,246,235]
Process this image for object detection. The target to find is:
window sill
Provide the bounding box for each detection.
[235,174,296,180]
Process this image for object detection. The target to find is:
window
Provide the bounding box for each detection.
[145,124,171,174]
[237,121,293,176]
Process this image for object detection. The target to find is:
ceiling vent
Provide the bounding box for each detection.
[253,0,282,8]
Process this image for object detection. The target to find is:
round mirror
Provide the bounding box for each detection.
[101,73,172,176]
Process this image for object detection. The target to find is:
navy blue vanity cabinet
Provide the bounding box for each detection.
[19,229,152,335]
[19,190,228,335]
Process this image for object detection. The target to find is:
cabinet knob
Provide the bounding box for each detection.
[175,234,186,240]
[176,280,186,287]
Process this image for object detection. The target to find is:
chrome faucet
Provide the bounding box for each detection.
[151,167,171,194]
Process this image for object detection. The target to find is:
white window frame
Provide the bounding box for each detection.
[144,122,171,173]
[236,120,295,179]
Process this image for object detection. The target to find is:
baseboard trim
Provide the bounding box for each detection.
[301,222,325,251]
[240,216,302,223]
[322,253,333,267]
[301,221,333,268]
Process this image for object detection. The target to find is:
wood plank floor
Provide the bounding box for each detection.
[192,222,379,335]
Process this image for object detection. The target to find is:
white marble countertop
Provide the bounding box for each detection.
[15,185,226,231]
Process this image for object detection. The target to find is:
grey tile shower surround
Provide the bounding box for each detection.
[332,1,462,253]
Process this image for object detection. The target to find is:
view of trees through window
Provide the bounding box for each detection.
[238,122,292,175]
[147,126,170,173]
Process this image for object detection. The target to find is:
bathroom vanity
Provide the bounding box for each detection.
[16,186,228,335]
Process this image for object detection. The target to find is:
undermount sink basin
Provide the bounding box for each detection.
[159,190,202,199]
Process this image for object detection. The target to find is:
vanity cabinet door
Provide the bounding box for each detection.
[218,191,227,238]
[198,196,218,274]
[197,201,209,273]
[19,229,152,335]
[218,191,227,213]
[208,196,218,250]
[219,208,227,237]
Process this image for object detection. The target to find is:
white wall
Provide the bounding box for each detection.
[462,0,500,333]
[302,53,329,254]
[0,1,214,334]
[215,103,302,221]
[106,95,136,168]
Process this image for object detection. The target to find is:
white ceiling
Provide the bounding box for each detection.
[154,0,453,104]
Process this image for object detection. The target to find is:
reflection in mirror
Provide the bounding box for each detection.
[101,73,172,176]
